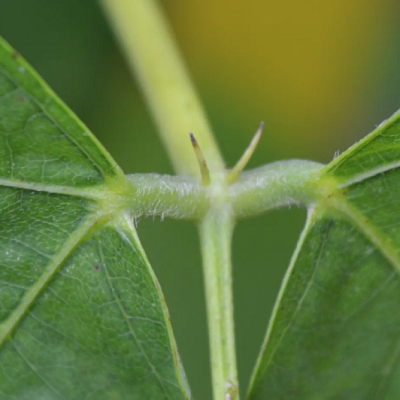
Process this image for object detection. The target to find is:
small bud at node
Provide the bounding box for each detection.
[189,132,211,185]
[227,122,263,183]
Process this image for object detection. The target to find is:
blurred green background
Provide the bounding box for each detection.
[1,0,400,398]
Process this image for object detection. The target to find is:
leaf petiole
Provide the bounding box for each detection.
[124,160,324,221]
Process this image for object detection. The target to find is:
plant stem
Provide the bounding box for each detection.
[100,0,224,176]
[200,207,238,400]
[125,173,208,220]
[230,160,324,218]
[101,2,239,398]
[101,2,324,400]
[123,161,324,221]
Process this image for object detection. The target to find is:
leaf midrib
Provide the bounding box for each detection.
[0,214,100,350]
[334,197,400,276]
[325,108,400,174]
[337,160,400,188]
[333,196,400,393]
[0,177,108,200]
[248,187,400,399]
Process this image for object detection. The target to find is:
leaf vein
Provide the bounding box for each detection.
[0,215,99,350]
[97,236,170,398]
[339,160,400,188]
[9,339,66,400]
[0,177,104,199]
[335,200,400,276]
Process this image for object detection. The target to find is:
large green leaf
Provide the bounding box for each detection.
[247,111,400,399]
[0,37,189,400]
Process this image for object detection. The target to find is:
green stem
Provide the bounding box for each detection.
[100,0,224,176]
[101,2,237,398]
[124,161,324,221]
[125,161,323,400]
[200,208,238,400]
[230,160,324,218]
[101,2,324,400]
[125,173,208,220]
[124,160,322,399]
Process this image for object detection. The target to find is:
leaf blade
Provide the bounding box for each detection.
[248,109,400,399]
[0,36,123,187]
[0,37,190,399]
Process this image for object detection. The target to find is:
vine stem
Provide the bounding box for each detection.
[101,2,324,400]
[101,1,239,399]
[123,161,323,400]
[124,161,323,221]
[200,206,238,400]
[100,0,224,176]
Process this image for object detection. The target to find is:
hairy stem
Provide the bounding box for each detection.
[100,0,224,176]
[230,160,324,218]
[101,2,239,398]
[101,2,324,400]
[124,161,324,221]
[125,173,208,220]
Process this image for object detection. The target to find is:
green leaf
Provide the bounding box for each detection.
[0,37,190,400]
[247,110,400,399]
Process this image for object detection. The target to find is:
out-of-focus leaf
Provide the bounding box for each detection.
[248,109,400,399]
[0,37,189,400]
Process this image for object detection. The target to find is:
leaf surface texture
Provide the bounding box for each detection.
[248,110,400,400]
[0,38,189,400]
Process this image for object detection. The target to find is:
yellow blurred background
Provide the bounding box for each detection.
[166,0,400,161]
[1,0,400,398]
